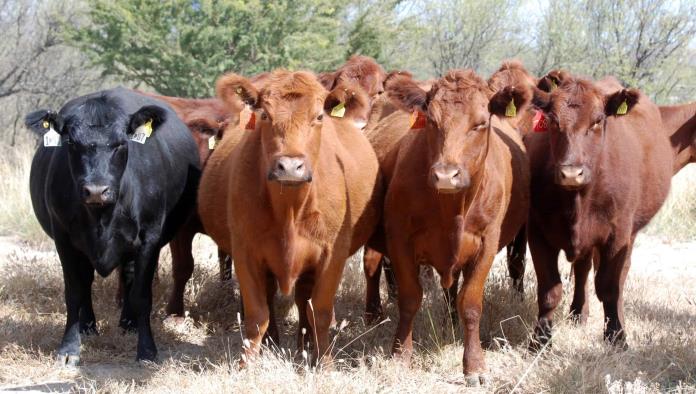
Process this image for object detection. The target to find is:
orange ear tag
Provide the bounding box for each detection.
[533,110,548,132]
[245,112,256,130]
[409,111,427,129]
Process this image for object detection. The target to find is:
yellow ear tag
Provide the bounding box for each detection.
[505,99,517,117]
[550,80,557,90]
[131,119,153,144]
[330,102,346,118]
[616,100,628,115]
[42,120,50,129]
[142,119,153,137]
[208,135,216,149]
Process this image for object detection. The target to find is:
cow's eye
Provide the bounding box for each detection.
[316,114,324,122]
[260,112,268,121]
[473,122,487,131]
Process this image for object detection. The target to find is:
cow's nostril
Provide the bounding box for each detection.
[296,163,304,171]
[577,169,584,176]
[452,170,460,179]
[277,163,285,172]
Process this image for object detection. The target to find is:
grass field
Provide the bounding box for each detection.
[0,145,695,393]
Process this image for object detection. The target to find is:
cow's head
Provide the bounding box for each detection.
[388,70,530,193]
[182,106,230,165]
[488,60,537,92]
[26,95,166,206]
[319,55,387,102]
[217,70,368,187]
[532,77,640,189]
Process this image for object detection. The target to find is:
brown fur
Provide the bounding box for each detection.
[659,102,696,173]
[318,55,387,99]
[199,70,382,365]
[524,75,672,348]
[373,69,530,377]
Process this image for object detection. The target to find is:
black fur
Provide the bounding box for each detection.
[27,87,200,363]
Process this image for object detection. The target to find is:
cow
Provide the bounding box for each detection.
[26,87,200,364]
[198,70,382,366]
[524,74,672,350]
[485,60,540,293]
[377,70,531,383]
[109,92,232,318]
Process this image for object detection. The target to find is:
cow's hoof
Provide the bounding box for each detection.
[463,373,488,387]
[55,353,80,368]
[136,349,158,363]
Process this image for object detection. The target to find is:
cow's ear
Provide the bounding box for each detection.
[605,88,640,117]
[187,118,218,136]
[324,82,370,129]
[531,87,552,112]
[128,105,166,136]
[25,110,65,135]
[488,85,531,118]
[317,71,337,91]
[386,75,428,113]
[537,69,568,92]
[216,73,259,113]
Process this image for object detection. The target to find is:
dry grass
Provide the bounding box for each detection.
[0,234,694,393]
[0,142,51,247]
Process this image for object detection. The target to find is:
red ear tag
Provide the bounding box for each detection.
[409,110,427,130]
[533,110,548,132]
[245,112,256,130]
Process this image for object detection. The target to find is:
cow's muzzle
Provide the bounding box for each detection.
[430,163,469,193]
[268,155,312,185]
[556,164,590,189]
[82,184,115,206]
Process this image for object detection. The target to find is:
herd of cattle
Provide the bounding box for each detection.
[25,56,695,382]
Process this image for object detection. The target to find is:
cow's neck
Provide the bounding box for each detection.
[433,159,492,286]
[660,102,696,173]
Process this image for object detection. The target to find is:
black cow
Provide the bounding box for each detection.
[26,87,200,365]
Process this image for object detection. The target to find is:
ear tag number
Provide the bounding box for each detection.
[43,127,61,147]
[533,110,548,132]
[616,100,628,115]
[131,119,153,144]
[330,102,346,118]
[505,100,517,117]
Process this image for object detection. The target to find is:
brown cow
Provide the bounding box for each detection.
[198,70,382,365]
[378,70,530,382]
[525,75,672,349]
[486,60,540,293]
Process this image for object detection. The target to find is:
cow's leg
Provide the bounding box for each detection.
[295,271,315,351]
[363,247,384,324]
[443,269,460,328]
[119,260,137,332]
[458,249,495,383]
[234,257,269,364]
[569,254,593,324]
[78,267,97,335]
[595,237,633,348]
[130,245,160,362]
[54,237,92,367]
[166,224,196,317]
[506,226,527,293]
[383,256,398,300]
[308,256,347,367]
[115,266,124,307]
[390,249,422,365]
[528,223,561,350]
[264,273,280,347]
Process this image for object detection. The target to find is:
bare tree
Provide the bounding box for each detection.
[0,0,103,145]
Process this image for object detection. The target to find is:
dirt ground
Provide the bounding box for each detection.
[0,233,694,393]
